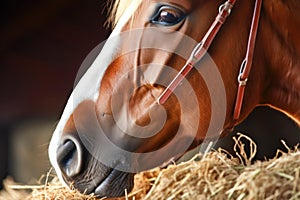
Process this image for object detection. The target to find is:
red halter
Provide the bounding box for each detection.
[158,0,262,122]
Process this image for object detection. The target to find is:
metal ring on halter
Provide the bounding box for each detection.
[219,2,233,14]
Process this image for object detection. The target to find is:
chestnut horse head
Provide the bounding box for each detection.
[49,0,300,197]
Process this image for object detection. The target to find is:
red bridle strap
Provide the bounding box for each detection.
[158,0,263,124]
[233,0,262,120]
[157,0,237,105]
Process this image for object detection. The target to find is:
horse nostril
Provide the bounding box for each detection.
[56,138,83,178]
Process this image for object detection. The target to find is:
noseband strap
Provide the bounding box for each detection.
[158,0,263,124]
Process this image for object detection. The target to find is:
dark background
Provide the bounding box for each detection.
[0,0,110,188]
[0,0,299,189]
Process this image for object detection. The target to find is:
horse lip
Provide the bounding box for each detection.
[94,175,111,196]
[93,169,129,197]
[65,167,114,195]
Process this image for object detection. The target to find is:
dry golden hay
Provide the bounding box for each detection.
[1,133,300,200]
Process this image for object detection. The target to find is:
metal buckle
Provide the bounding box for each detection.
[238,59,248,86]
[238,74,248,86]
[190,41,203,63]
[219,2,233,14]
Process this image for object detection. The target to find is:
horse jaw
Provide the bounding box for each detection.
[259,0,300,125]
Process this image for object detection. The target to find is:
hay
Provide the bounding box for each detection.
[1,133,300,200]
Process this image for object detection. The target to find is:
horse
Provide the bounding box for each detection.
[48,0,300,198]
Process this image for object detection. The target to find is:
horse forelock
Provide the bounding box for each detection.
[106,0,143,28]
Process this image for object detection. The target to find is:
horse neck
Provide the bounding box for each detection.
[259,0,300,124]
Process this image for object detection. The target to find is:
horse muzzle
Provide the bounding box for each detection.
[49,84,182,198]
[55,129,134,197]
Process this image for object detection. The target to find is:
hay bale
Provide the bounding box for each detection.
[1,134,299,200]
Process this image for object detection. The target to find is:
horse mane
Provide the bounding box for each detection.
[106,0,142,28]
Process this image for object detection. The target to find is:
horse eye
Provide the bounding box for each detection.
[151,6,185,26]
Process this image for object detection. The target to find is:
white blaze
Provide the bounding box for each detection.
[48,1,142,184]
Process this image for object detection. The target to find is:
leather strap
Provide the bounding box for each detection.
[158,0,263,127]
[158,0,237,104]
[233,0,262,120]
